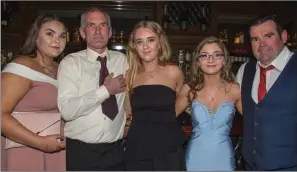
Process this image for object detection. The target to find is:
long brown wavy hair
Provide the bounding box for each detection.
[188,36,234,101]
[126,21,171,94]
[19,13,65,59]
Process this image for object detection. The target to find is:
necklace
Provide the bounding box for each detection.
[37,58,57,79]
[43,65,57,78]
[148,71,157,78]
[206,87,220,102]
[206,80,228,101]
[145,69,158,78]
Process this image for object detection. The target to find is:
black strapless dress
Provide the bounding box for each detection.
[124,85,186,170]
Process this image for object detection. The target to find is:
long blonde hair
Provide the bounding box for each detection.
[126,21,171,93]
[188,36,234,101]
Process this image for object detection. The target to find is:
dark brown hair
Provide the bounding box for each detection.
[19,13,65,57]
[249,14,284,38]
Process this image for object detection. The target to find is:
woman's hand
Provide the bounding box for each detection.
[176,84,191,116]
[37,134,65,153]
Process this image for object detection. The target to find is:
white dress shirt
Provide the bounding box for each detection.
[57,48,129,143]
[236,46,294,104]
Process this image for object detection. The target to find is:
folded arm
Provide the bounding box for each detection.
[57,59,110,121]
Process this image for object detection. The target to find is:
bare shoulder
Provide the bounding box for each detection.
[164,64,183,77]
[12,56,37,69]
[2,57,33,87]
[229,81,241,98]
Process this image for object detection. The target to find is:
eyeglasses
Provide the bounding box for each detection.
[198,52,224,60]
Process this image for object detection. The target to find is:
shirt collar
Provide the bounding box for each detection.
[86,47,110,63]
[257,46,293,71]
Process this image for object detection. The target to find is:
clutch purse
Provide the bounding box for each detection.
[5,112,61,150]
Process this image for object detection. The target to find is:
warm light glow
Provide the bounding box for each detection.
[114,45,124,50]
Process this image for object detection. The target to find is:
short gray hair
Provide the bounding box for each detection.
[80,7,112,29]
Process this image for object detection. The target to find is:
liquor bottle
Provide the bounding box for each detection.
[7,47,13,62]
[1,1,14,29]
[179,8,188,31]
[119,31,124,44]
[161,4,170,30]
[185,49,192,78]
[1,2,8,28]
[111,29,117,43]
[200,5,208,32]
[178,49,185,70]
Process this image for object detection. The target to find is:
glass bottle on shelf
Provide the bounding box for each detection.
[72,27,81,45]
[162,4,170,30]
[239,32,244,44]
[200,4,208,32]
[223,30,228,43]
[178,48,185,71]
[7,47,13,62]
[112,29,117,43]
[1,2,8,28]
[185,49,192,78]
[234,33,240,44]
[119,31,124,43]
[179,8,188,31]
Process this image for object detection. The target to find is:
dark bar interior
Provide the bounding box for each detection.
[1,1,297,171]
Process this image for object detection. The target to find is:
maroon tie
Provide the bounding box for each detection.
[98,56,118,120]
[258,65,275,102]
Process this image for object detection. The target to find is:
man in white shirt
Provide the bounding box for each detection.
[236,14,297,170]
[57,7,128,171]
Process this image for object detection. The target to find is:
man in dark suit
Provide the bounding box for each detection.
[236,14,297,170]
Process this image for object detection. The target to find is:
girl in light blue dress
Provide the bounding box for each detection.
[176,36,242,171]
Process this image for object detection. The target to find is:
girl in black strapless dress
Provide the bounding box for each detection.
[124,21,187,171]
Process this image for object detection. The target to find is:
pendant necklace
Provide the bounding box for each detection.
[206,87,220,114]
[149,71,157,78]
[38,58,57,79]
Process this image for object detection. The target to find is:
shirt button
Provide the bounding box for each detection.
[254,122,258,126]
[254,137,257,140]
[104,117,106,120]
[253,150,257,154]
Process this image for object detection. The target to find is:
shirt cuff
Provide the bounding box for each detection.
[95,85,110,100]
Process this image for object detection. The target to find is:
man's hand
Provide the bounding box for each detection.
[103,73,125,95]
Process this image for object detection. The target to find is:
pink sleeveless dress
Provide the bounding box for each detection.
[1,63,66,171]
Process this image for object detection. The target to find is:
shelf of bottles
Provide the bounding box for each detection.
[109,29,127,54]
[162,1,211,32]
[173,47,250,80]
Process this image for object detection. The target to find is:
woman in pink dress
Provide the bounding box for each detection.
[1,13,67,171]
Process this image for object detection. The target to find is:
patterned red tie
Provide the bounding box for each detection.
[98,56,118,120]
[258,65,275,102]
